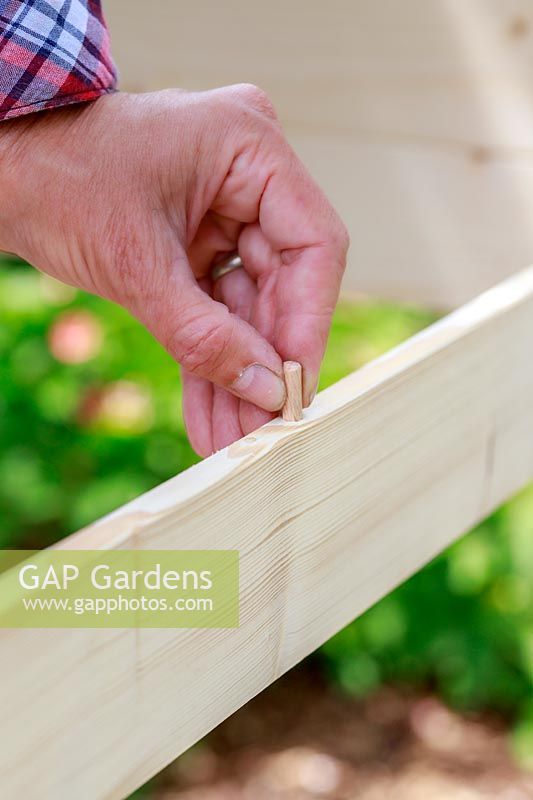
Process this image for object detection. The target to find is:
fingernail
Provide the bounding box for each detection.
[231,364,286,411]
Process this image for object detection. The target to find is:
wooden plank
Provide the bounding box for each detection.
[105,0,533,307]
[1,267,533,799]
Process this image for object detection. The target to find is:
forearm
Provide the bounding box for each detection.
[0,0,117,255]
[0,114,29,255]
[0,108,82,263]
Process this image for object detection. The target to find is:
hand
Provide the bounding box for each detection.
[0,86,349,456]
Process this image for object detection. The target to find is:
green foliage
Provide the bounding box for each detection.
[1,256,532,763]
[0,257,198,548]
[322,503,533,717]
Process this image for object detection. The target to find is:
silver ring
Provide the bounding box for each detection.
[211,253,243,283]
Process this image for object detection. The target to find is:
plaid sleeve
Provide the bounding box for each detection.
[0,0,117,121]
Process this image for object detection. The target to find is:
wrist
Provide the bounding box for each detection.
[0,103,101,284]
[0,116,33,255]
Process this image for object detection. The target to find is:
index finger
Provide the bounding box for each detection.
[258,149,349,404]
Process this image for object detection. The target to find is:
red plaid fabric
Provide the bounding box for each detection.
[0,0,117,121]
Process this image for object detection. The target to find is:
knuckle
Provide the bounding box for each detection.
[326,209,350,256]
[339,221,350,253]
[335,223,350,276]
[230,83,279,121]
[170,308,233,377]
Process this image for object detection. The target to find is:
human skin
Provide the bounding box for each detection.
[0,85,349,456]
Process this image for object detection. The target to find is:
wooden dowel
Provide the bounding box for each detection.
[282,361,303,421]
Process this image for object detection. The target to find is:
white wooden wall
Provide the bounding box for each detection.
[105,0,533,308]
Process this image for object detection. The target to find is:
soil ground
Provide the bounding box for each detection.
[146,664,533,800]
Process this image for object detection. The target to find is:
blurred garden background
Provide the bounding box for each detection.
[0,253,531,798]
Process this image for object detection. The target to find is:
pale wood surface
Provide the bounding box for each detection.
[1,268,532,799]
[105,0,533,308]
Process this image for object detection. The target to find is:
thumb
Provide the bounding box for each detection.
[146,275,286,412]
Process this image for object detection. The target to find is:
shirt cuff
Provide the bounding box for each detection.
[0,0,118,122]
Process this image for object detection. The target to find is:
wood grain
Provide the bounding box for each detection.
[105,0,533,307]
[1,267,532,799]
